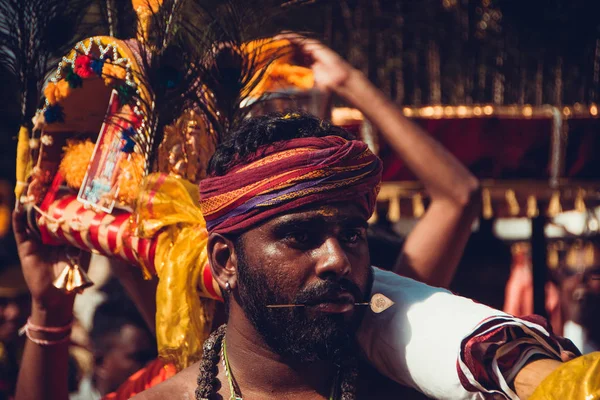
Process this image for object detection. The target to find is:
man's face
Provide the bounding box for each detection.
[231,202,372,363]
[560,266,600,332]
[92,324,156,395]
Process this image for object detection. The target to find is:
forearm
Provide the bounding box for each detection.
[336,70,480,286]
[395,201,477,287]
[15,302,73,400]
[513,358,562,399]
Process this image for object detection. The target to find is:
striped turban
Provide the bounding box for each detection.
[199,135,382,235]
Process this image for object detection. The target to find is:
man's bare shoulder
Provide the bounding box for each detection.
[131,362,199,400]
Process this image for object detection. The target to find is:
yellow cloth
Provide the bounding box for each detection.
[241,38,315,98]
[15,126,31,201]
[248,63,314,98]
[530,352,600,400]
[131,0,163,43]
[135,173,215,370]
[242,38,295,68]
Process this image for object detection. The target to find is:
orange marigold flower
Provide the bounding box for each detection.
[102,63,128,86]
[43,80,72,105]
[59,140,95,190]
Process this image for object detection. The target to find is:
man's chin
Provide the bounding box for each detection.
[257,312,355,363]
[92,374,111,396]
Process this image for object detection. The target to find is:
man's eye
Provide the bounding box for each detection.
[286,231,310,244]
[341,229,364,244]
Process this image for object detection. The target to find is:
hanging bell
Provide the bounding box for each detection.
[53,261,93,294]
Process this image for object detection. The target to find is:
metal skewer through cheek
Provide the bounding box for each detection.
[266,302,370,308]
[266,293,394,314]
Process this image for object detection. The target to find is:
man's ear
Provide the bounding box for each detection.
[207,233,239,291]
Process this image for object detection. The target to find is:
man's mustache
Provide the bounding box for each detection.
[294,278,364,305]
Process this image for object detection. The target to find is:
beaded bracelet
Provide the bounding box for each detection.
[23,329,71,346]
[23,317,73,333]
[18,318,73,346]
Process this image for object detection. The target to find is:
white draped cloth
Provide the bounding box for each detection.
[358,268,570,400]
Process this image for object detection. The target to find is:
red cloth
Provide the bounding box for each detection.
[199,136,382,235]
[457,315,580,398]
[379,118,553,181]
[503,261,562,334]
[102,359,177,400]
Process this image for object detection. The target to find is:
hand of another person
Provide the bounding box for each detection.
[12,207,77,319]
[278,33,356,94]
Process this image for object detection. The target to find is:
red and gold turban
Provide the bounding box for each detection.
[199,136,382,235]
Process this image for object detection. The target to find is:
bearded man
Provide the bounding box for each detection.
[193,118,401,399]
[129,106,569,399]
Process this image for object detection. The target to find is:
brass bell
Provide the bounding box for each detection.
[53,262,93,294]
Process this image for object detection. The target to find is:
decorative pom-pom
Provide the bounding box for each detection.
[91,58,105,76]
[64,65,83,88]
[43,80,72,105]
[120,133,136,153]
[56,80,72,101]
[102,63,127,86]
[40,135,54,146]
[116,84,135,103]
[122,126,136,137]
[32,113,45,131]
[44,104,65,123]
[74,55,94,78]
[44,82,58,105]
[59,140,95,190]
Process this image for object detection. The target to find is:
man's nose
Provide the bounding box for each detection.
[315,237,351,279]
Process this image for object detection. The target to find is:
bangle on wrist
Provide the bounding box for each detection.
[19,317,73,346]
[23,317,73,333]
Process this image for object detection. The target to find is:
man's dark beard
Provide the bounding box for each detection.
[234,241,371,363]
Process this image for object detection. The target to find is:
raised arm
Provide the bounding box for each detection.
[13,208,74,400]
[338,72,480,287]
[286,35,480,287]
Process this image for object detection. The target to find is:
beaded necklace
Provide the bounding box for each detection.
[221,339,341,400]
[196,325,355,400]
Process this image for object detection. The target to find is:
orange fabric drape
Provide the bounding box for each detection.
[103,359,177,400]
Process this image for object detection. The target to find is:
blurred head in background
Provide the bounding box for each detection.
[554,239,600,350]
[90,280,157,395]
[0,266,30,344]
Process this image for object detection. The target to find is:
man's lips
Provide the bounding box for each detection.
[309,302,355,313]
[303,293,356,313]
